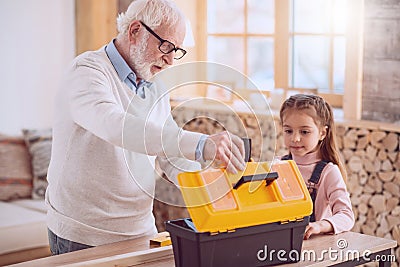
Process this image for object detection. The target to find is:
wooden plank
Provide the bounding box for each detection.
[0,246,50,266]
[11,234,159,267]
[63,246,174,267]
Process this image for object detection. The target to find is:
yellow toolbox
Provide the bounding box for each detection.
[177,160,312,233]
[166,157,313,267]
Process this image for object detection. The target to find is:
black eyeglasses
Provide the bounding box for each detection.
[139,21,187,60]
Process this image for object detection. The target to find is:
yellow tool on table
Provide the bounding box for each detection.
[149,232,171,247]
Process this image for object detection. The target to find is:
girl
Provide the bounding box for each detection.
[279,94,354,239]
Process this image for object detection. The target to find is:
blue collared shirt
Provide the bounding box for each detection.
[105,39,148,98]
[105,39,207,161]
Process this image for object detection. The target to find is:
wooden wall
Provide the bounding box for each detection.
[75,0,118,55]
[362,0,400,123]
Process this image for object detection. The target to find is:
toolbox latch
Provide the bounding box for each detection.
[209,228,236,235]
[280,217,305,224]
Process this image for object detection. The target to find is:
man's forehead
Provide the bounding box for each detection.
[155,20,185,44]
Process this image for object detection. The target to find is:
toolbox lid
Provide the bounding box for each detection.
[177,160,312,233]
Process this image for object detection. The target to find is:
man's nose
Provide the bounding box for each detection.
[163,52,174,65]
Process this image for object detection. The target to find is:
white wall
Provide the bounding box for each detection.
[0,0,75,135]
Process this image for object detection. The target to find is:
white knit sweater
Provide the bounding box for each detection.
[46,47,202,246]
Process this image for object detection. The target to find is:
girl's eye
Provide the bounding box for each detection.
[284,129,293,134]
[301,130,310,135]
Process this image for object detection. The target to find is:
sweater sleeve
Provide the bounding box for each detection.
[318,165,355,234]
[67,61,202,160]
[156,156,201,185]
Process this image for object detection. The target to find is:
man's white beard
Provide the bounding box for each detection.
[129,39,153,81]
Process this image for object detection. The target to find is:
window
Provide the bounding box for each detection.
[198,0,362,110]
[289,0,346,94]
[207,0,275,91]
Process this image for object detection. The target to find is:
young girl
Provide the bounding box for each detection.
[279,94,354,239]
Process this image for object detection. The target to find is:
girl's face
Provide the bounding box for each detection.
[282,109,326,157]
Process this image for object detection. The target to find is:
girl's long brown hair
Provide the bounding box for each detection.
[280,94,347,181]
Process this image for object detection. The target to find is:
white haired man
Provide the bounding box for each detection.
[46,0,245,255]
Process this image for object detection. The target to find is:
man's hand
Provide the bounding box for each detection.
[203,131,246,174]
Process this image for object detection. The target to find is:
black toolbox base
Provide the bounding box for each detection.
[166,217,309,267]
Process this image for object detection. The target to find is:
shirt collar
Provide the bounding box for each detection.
[105,39,134,83]
[105,39,153,92]
[292,150,321,165]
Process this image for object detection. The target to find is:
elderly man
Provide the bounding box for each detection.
[46,0,245,255]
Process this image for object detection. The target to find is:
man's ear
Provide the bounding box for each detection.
[128,20,142,44]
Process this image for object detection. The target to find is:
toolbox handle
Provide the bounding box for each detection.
[233,172,279,189]
[241,137,252,162]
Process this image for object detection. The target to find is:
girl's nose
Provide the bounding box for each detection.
[292,132,301,142]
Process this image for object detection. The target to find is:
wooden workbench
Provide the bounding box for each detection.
[11,231,397,267]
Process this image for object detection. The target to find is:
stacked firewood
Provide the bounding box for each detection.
[335,125,400,263]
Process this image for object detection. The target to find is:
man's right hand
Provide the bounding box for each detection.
[203,131,246,174]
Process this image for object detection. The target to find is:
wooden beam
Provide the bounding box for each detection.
[196,0,207,62]
[274,0,290,90]
[75,0,118,55]
[343,0,364,120]
[195,0,208,96]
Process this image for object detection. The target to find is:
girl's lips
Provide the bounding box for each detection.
[290,146,303,150]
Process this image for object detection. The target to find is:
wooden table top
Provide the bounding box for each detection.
[12,231,397,267]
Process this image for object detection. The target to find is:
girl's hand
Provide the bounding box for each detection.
[304,220,333,239]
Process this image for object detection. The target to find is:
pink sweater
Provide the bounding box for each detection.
[291,151,355,234]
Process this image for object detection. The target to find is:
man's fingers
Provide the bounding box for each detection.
[203,131,247,173]
[231,134,245,159]
[217,140,245,173]
[222,133,245,172]
[225,147,245,173]
[220,151,239,174]
[230,142,245,168]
